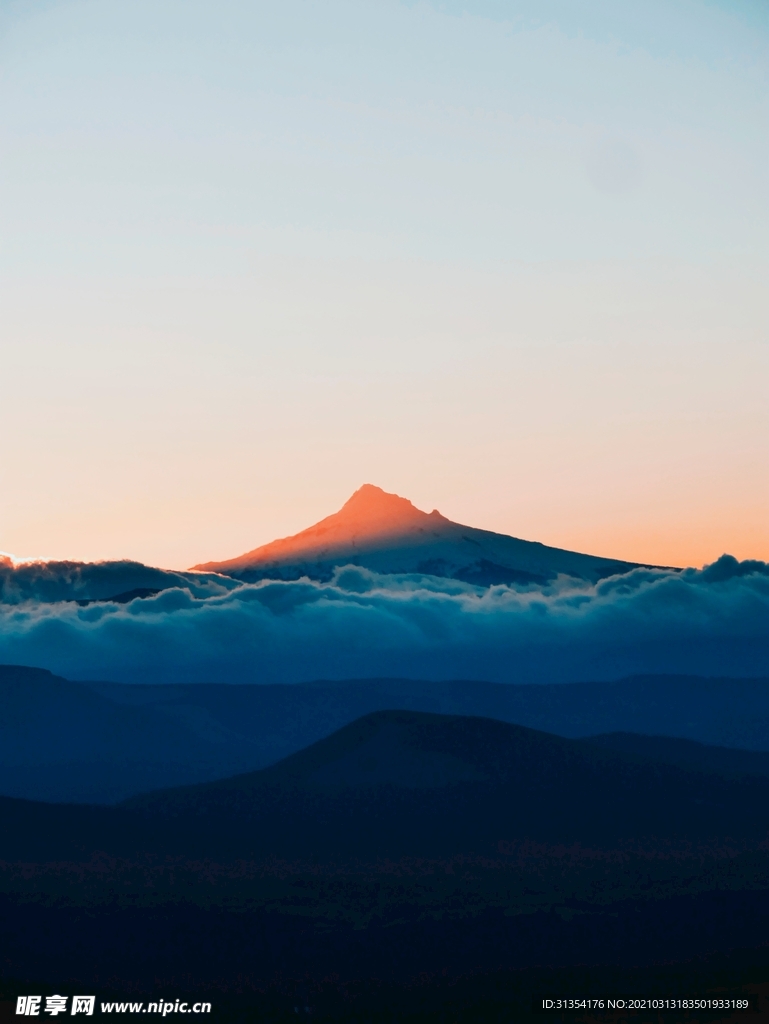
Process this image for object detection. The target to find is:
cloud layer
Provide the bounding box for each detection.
[0,556,768,685]
[0,556,239,605]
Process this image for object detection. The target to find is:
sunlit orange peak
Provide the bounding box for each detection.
[193,485,447,573]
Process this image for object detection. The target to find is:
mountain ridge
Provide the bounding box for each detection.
[4,709,769,864]
[1,707,761,859]
[4,664,769,803]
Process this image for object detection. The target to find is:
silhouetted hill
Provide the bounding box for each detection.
[583,731,769,779]
[4,664,769,803]
[116,710,769,858]
[91,673,769,756]
[5,709,769,1003]
[4,709,769,864]
[0,665,275,802]
[194,483,652,584]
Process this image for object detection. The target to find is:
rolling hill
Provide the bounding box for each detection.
[4,709,769,1003]
[1,708,769,864]
[4,664,769,803]
[118,709,769,858]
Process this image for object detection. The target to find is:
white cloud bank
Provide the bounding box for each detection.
[0,556,768,685]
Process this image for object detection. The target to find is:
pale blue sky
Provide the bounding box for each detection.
[1,0,767,567]
[3,0,768,267]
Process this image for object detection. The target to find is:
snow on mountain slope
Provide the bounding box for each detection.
[194,484,660,584]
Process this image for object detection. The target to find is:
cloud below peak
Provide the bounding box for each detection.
[0,555,767,686]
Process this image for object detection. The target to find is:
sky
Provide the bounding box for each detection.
[1,0,767,571]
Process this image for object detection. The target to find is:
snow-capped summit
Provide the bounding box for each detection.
[193,484,658,586]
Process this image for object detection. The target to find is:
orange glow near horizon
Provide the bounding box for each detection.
[2,264,767,575]
[531,524,768,572]
[1,483,766,574]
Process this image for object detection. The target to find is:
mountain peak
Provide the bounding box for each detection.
[192,485,447,574]
[193,485,646,584]
[335,484,436,530]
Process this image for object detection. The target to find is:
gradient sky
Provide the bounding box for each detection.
[1,0,767,570]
